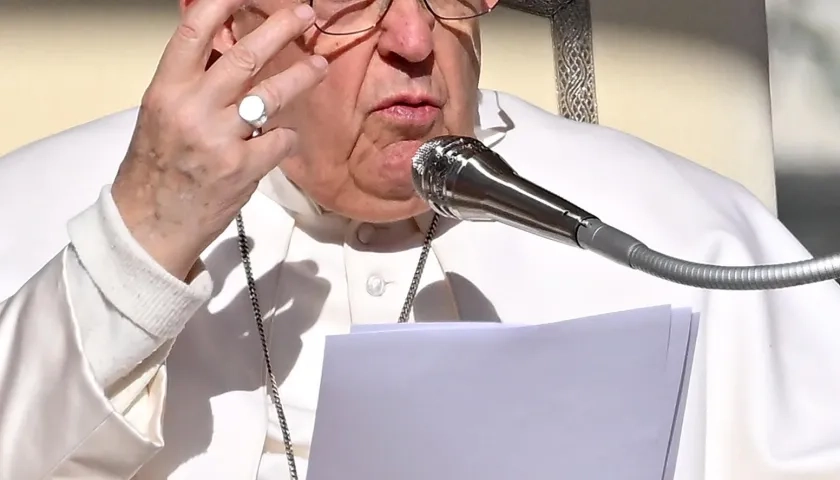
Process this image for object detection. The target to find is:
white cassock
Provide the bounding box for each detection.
[1,89,840,480]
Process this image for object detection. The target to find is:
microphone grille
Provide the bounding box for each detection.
[411,136,489,213]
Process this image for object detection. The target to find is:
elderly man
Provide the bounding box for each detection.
[2,0,840,478]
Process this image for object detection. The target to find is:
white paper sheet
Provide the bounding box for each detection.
[308,305,698,480]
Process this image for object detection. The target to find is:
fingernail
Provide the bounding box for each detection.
[294,4,314,20]
[310,55,328,69]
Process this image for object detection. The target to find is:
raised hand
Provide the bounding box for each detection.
[111,0,327,280]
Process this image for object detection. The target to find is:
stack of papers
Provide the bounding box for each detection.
[308,305,699,480]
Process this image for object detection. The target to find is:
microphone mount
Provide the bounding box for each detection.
[412,135,840,290]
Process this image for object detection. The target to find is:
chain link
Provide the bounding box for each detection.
[398,213,440,323]
[235,214,300,480]
[235,211,440,478]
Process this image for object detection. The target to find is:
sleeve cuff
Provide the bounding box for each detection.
[67,185,213,339]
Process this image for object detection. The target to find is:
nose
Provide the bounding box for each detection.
[376,0,435,64]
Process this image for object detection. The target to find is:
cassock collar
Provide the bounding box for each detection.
[257,89,511,227]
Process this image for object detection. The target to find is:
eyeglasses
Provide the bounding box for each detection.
[309,0,498,35]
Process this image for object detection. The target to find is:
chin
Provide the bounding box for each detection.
[354,141,422,200]
[380,140,422,179]
[380,168,418,198]
[346,136,445,221]
[347,170,429,223]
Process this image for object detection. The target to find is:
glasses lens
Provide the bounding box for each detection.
[313,0,386,34]
[313,0,495,34]
[426,0,494,19]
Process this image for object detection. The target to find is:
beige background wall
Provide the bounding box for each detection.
[0,4,184,155]
[0,0,776,210]
[591,0,776,211]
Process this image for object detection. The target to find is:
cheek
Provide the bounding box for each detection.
[293,44,378,158]
[435,25,481,131]
[310,47,374,125]
[444,22,481,86]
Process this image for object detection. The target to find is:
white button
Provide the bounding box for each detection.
[356,223,376,245]
[365,275,387,297]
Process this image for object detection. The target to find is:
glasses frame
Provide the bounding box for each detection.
[301,0,599,125]
[308,0,498,35]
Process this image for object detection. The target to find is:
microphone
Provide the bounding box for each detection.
[411,134,598,249]
[411,135,840,290]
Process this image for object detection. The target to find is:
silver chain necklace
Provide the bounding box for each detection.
[234,211,440,480]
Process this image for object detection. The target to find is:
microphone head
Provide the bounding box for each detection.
[412,135,596,246]
[411,135,515,218]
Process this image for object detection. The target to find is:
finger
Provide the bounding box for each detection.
[199,4,317,105]
[246,126,299,176]
[155,0,249,84]
[227,55,328,139]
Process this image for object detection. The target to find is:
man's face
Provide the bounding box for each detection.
[217,0,487,222]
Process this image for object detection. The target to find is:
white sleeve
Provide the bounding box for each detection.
[0,186,214,479]
[67,186,213,389]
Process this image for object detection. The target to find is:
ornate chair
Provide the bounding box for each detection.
[479,0,778,212]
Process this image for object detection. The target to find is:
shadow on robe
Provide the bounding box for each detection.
[414,272,503,323]
[142,236,331,478]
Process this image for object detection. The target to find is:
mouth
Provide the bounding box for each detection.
[371,94,443,129]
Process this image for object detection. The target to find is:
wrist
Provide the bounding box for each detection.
[126,225,202,281]
[111,190,205,281]
[68,185,214,339]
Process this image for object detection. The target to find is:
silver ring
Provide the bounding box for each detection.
[238,94,268,136]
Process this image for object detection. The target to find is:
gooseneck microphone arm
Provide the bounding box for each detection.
[577,219,840,290]
[411,135,840,290]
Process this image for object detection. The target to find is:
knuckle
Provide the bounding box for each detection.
[141,85,171,110]
[280,11,310,34]
[174,21,201,42]
[172,107,208,143]
[216,147,249,176]
[259,84,285,112]
[296,58,326,85]
[173,107,201,131]
[180,123,205,147]
[269,129,298,157]
[226,46,259,74]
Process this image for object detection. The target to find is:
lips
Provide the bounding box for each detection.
[372,94,442,128]
[373,94,442,111]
